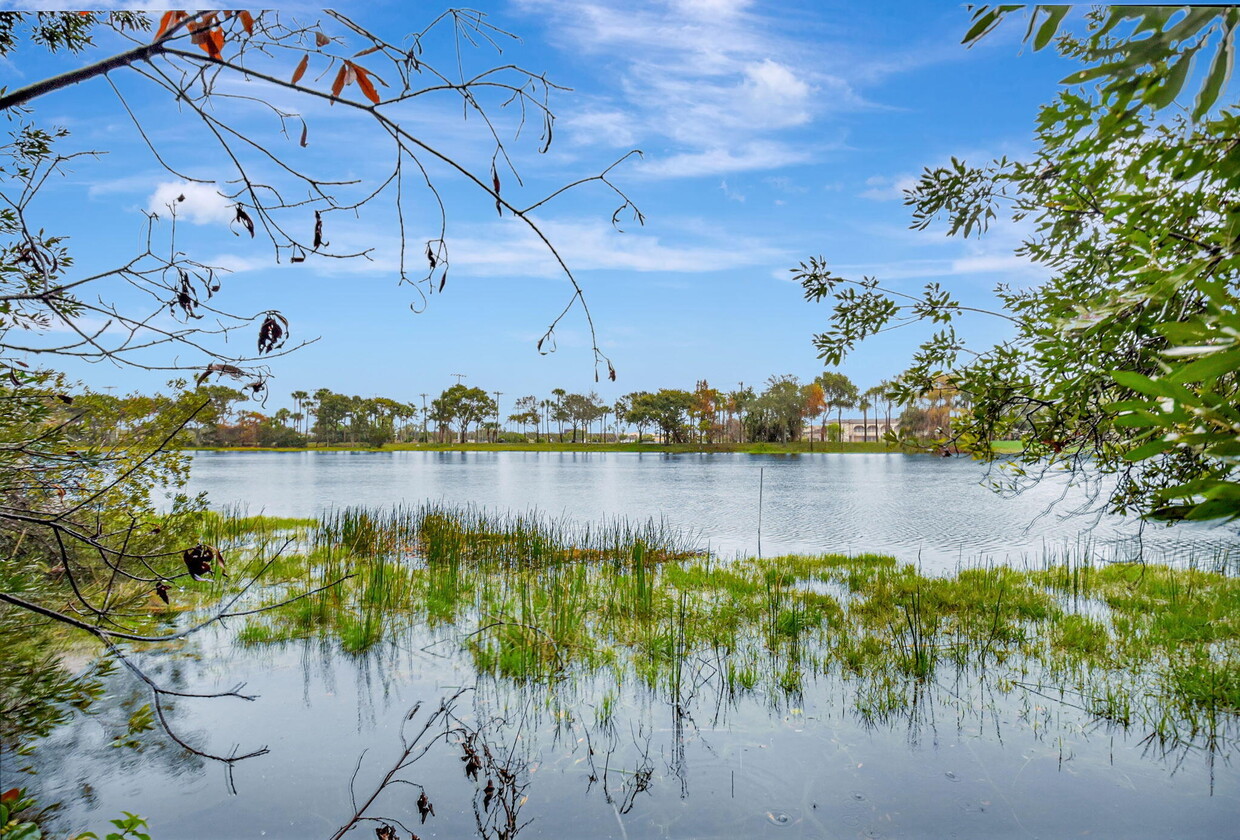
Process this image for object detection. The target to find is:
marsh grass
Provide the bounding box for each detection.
[205,504,1240,746]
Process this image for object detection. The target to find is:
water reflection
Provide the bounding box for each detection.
[25,502,1240,839]
[29,616,1240,839]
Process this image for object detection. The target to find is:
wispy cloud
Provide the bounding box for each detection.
[516,0,875,179]
[859,173,919,201]
[446,216,789,276]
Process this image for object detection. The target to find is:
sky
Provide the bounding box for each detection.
[0,1,1086,411]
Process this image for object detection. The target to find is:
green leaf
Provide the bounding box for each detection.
[1110,369,1168,397]
[1125,440,1170,461]
[1147,49,1195,110]
[1034,5,1070,51]
[1171,348,1240,383]
[1193,20,1234,119]
[963,9,1000,45]
[6,824,43,840]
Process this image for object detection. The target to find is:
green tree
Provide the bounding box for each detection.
[815,371,857,438]
[626,389,693,443]
[797,6,1240,519]
[746,375,804,443]
[508,395,541,441]
[433,384,496,444]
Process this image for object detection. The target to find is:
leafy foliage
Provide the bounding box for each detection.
[798,5,1240,520]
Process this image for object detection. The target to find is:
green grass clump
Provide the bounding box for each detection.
[200,504,1240,742]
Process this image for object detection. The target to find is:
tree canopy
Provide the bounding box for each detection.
[797,5,1240,521]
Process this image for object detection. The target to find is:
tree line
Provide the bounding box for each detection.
[67,372,975,448]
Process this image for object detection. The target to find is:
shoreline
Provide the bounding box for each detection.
[178,441,1023,455]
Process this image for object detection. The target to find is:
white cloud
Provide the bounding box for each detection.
[445,216,788,277]
[517,0,867,178]
[562,110,639,148]
[859,173,919,201]
[719,179,745,203]
[147,181,233,226]
[637,141,814,178]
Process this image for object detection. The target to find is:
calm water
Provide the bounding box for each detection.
[32,621,1240,839]
[182,451,1238,569]
[25,452,1240,838]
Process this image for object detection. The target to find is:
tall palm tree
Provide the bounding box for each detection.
[550,388,566,442]
[291,390,309,434]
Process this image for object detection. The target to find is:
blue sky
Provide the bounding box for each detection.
[2,2,1083,409]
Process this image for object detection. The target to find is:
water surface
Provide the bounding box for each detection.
[183,451,1238,569]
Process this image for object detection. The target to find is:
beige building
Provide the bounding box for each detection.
[809,418,900,443]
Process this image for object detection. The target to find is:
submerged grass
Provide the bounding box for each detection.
[201,503,1240,744]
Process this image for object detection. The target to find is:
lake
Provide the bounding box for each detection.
[181,450,1238,570]
[23,451,1240,839]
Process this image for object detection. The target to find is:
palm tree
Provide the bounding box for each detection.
[550,388,566,442]
[863,384,885,441]
[291,390,308,434]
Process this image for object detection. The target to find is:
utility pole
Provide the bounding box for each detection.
[451,373,466,385]
[419,393,428,443]
[492,391,503,444]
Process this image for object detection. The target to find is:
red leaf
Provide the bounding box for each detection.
[239,11,255,35]
[1,788,19,805]
[331,64,348,98]
[154,11,179,40]
[291,53,309,85]
[354,64,380,104]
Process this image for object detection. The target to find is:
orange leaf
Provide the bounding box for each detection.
[197,27,224,60]
[154,10,178,40]
[354,44,381,57]
[315,31,330,47]
[239,11,255,35]
[291,54,309,85]
[330,64,348,98]
[354,64,380,104]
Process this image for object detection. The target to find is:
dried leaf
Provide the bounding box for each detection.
[315,30,330,47]
[608,361,616,382]
[195,26,225,60]
[426,244,437,270]
[331,64,348,98]
[290,246,306,263]
[492,162,502,216]
[257,311,289,354]
[155,583,170,604]
[183,544,218,579]
[354,64,381,104]
[154,10,183,40]
[417,792,435,823]
[299,121,309,147]
[239,10,255,35]
[355,44,382,57]
[233,204,255,237]
[438,269,447,293]
[313,210,327,249]
[291,53,309,85]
